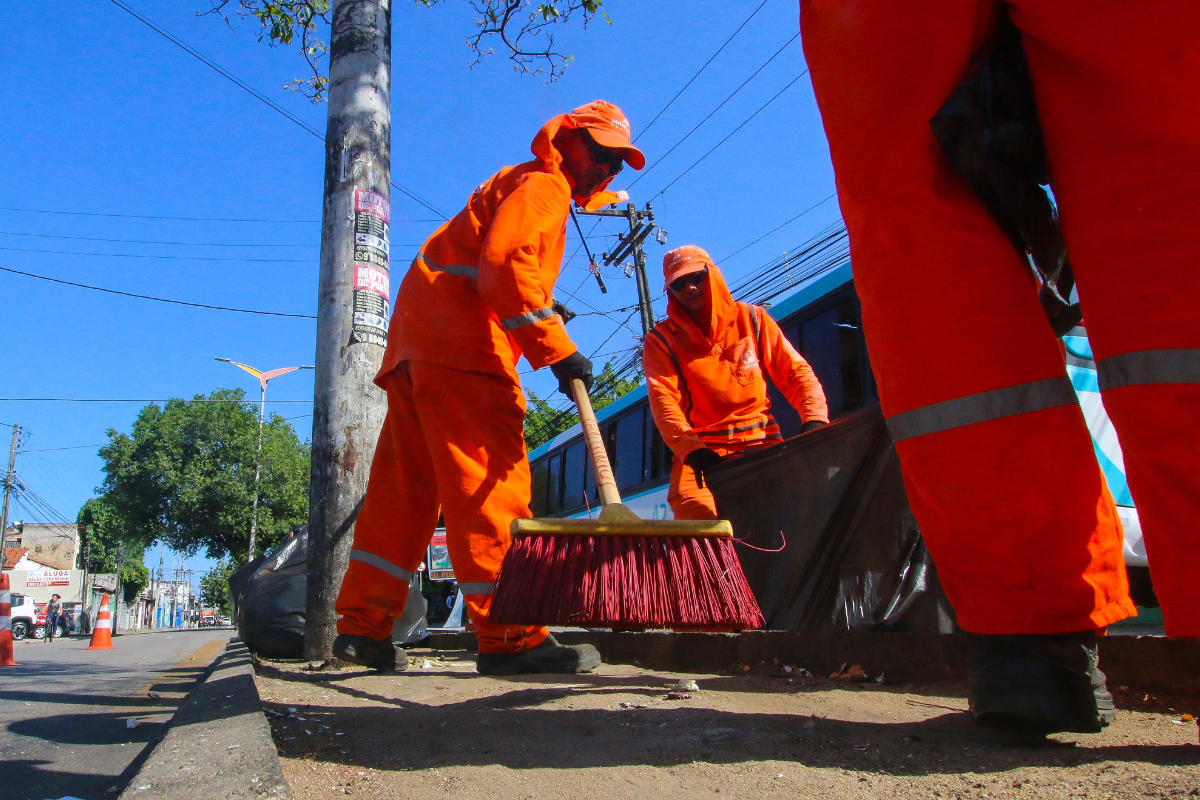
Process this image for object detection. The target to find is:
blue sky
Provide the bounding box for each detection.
[1,0,841,579]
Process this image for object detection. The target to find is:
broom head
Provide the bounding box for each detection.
[488,503,764,630]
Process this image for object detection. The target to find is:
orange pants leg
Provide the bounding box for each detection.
[800,0,1133,634]
[1011,0,1200,637]
[406,360,548,654]
[668,456,719,521]
[335,363,441,640]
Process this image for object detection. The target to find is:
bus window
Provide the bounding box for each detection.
[837,300,863,411]
[799,299,864,417]
[644,408,667,482]
[563,441,587,512]
[546,451,562,516]
[530,457,550,517]
[614,408,645,491]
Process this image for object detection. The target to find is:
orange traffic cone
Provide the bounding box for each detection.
[86,593,115,650]
[0,573,17,666]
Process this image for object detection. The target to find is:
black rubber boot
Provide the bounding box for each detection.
[476,633,601,676]
[332,633,408,672]
[968,630,1115,734]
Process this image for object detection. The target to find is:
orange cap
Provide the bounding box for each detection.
[567,100,646,170]
[663,245,713,287]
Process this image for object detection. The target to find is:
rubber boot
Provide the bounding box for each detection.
[332,633,408,672]
[476,633,601,676]
[968,630,1116,734]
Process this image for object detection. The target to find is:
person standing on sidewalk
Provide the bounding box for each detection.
[44,594,62,643]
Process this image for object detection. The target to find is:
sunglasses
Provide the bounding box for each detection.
[581,129,626,173]
[668,268,708,293]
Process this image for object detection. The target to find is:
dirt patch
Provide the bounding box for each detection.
[255,647,1199,799]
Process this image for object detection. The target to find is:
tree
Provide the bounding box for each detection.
[93,389,311,566]
[77,497,152,604]
[200,0,608,101]
[523,359,641,449]
[200,561,237,615]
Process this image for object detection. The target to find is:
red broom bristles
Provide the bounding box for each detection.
[487,534,764,629]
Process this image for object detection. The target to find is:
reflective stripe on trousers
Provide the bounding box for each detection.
[350,550,415,583]
[886,377,1079,442]
[1097,349,1200,390]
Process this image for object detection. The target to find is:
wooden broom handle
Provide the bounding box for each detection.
[571,377,623,508]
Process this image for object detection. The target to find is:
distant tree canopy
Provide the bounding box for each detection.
[524,359,642,450]
[77,496,151,604]
[92,388,311,566]
[200,560,237,616]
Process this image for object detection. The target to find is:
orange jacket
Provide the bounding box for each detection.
[643,265,829,459]
[381,113,611,383]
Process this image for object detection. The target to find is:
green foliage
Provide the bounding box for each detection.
[523,359,641,449]
[93,388,311,565]
[202,0,606,100]
[200,561,237,616]
[120,562,150,605]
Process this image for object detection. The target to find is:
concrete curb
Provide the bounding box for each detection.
[119,638,290,800]
[424,630,1200,695]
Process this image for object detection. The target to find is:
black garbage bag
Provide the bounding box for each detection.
[706,405,956,633]
[930,13,1081,336]
[228,525,427,657]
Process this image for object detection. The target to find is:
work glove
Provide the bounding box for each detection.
[685,447,723,489]
[551,299,577,324]
[801,420,827,433]
[550,350,594,397]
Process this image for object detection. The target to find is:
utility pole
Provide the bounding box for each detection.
[0,425,19,558]
[575,203,668,337]
[305,0,393,663]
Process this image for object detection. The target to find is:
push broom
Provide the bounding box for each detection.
[489,377,764,629]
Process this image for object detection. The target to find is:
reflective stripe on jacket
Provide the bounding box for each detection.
[643,264,829,460]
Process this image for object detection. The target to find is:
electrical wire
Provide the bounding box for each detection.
[108,0,450,220]
[0,245,313,263]
[634,0,773,143]
[0,231,317,248]
[0,398,312,403]
[0,206,438,224]
[23,444,108,453]
[718,192,838,262]
[0,266,317,319]
[628,33,799,189]
[648,71,809,202]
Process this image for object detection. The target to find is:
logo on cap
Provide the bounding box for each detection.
[610,117,631,136]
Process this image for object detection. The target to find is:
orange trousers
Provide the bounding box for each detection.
[801,0,1200,636]
[334,360,548,654]
[668,442,771,521]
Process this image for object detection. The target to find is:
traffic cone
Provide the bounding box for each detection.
[0,573,17,666]
[86,593,115,650]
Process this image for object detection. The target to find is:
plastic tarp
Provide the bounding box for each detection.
[706,404,957,633]
[228,525,428,657]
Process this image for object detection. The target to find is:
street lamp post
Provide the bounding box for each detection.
[216,359,314,561]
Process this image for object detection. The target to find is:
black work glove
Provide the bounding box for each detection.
[801,420,828,433]
[550,350,594,397]
[685,447,723,489]
[551,299,577,324]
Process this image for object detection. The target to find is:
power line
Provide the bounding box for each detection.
[634,0,772,143]
[718,192,838,262]
[0,245,314,263]
[648,71,809,202]
[628,33,798,188]
[0,230,318,248]
[23,444,108,453]
[108,0,450,220]
[0,398,313,403]
[0,265,317,319]
[0,206,438,224]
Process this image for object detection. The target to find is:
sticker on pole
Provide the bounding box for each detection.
[350,189,391,348]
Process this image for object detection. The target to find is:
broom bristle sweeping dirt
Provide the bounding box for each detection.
[488,376,764,630]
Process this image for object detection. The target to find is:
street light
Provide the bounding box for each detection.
[215,358,314,561]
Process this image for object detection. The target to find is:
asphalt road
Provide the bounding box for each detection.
[0,627,233,800]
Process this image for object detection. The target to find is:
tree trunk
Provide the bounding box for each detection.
[305,0,392,662]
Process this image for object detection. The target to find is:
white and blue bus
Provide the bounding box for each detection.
[529,260,1148,581]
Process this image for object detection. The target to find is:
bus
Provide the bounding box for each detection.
[529,260,1148,584]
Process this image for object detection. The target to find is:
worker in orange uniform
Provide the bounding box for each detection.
[644,246,829,520]
[333,101,645,674]
[799,0,1199,733]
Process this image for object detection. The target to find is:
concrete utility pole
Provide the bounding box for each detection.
[305,0,393,662]
[576,203,668,337]
[0,425,18,557]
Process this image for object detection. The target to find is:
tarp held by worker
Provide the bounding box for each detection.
[228,525,429,657]
[707,404,957,634]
